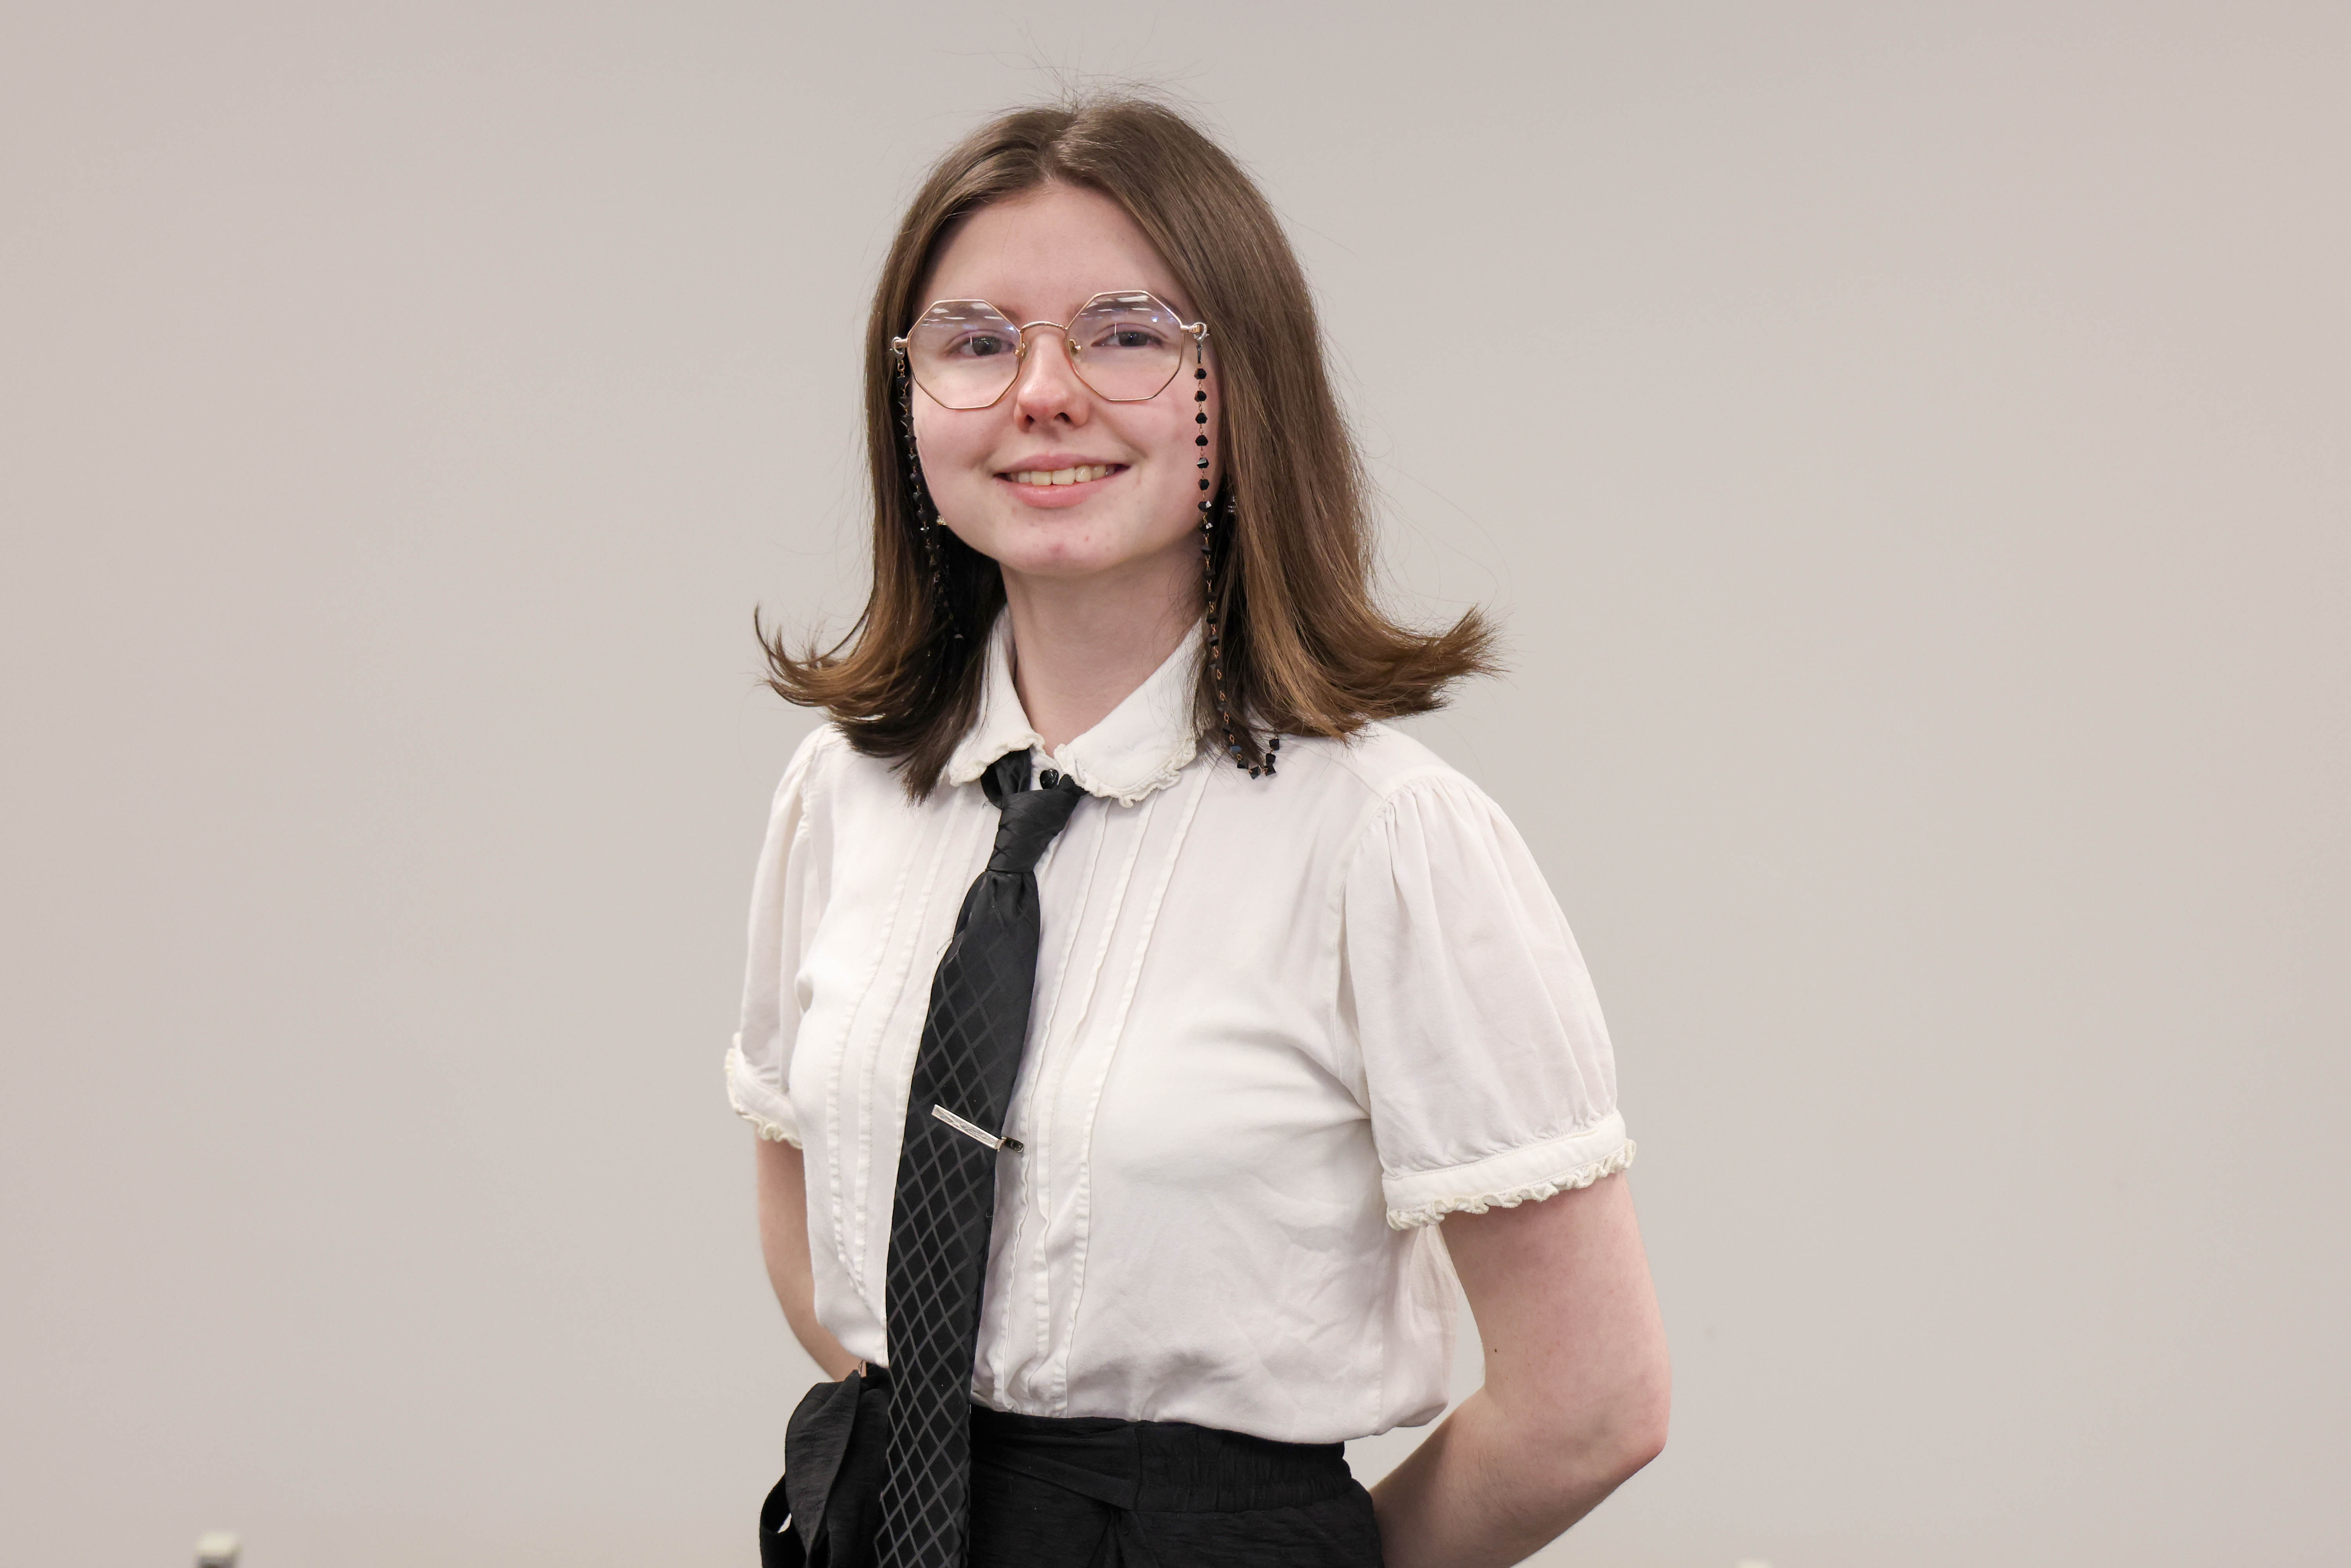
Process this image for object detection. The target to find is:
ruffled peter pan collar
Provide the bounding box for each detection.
[942,611,1202,807]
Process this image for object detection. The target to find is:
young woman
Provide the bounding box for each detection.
[730,95,1669,1568]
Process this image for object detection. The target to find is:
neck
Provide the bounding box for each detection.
[999,542,1200,754]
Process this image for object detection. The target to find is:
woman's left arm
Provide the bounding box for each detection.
[1368,1173,1670,1568]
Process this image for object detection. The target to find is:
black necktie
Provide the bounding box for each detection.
[877,750,1085,1568]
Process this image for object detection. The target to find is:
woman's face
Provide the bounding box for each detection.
[908,183,1218,597]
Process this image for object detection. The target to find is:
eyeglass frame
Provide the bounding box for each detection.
[890,290,1211,411]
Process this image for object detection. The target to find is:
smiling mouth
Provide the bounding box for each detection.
[999,463,1123,487]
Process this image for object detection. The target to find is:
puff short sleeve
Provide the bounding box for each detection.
[724,726,831,1147]
[1339,772,1634,1229]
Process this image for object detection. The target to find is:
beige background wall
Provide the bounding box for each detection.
[4,4,2345,1564]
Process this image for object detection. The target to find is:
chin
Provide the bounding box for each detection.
[988,540,1132,582]
[955,511,1175,584]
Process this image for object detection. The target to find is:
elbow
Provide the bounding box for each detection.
[1610,1352,1673,1481]
[1608,1330,1674,1480]
[1490,1389,1666,1542]
[1538,1377,1671,1500]
[1609,1390,1669,1483]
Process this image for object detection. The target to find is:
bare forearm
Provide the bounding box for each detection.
[1374,1176,1670,1567]
[1370,1387,1660,1568]
[754,1135,858,1379]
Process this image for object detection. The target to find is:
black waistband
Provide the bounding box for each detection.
[970,1405,1353,1514]
[860,1360,1347,1512]
[764,1365,1361,1566]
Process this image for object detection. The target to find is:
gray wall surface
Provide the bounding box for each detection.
[3,4,2344,1564]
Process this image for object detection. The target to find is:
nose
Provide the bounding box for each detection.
[1009,322,1090,427]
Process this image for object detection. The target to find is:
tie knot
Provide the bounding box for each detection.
[988,775,1084,873]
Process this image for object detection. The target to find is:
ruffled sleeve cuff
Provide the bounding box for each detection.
[1381,1108,1634,1230]
[725,1035,802,1148]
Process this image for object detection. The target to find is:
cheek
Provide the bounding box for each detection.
[910,411,995,507]
[1127,404,1218,518]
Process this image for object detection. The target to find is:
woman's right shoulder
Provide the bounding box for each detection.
[772,721,915,819]
[756,725,861,868]
[787,719,847,774]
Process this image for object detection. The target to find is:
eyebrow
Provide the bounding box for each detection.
[921,289,1195,323]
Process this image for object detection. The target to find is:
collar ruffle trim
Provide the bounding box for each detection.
[943,613,1204,807]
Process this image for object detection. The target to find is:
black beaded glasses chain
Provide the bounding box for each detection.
[898,365,957,648]
[896,353,1279,781]
[1192,362,1278,779]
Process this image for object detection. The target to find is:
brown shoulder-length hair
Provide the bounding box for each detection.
[761,92,1496,799]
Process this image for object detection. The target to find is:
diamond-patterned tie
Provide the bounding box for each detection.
[876,750,1085,1568]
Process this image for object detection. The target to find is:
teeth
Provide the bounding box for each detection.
[1011,464,1113,486]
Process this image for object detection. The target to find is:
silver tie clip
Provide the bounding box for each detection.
[932,1103,1023,1153]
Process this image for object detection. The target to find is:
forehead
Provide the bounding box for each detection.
[920,183,1188,321]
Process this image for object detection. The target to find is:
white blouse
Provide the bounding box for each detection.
[727,613,1633,1445]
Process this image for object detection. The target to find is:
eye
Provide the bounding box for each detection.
[1087,323,1168,352]
[950,333,1014,359]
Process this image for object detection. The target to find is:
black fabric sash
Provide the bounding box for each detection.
[759,1367,1372,1568]
[762,1367,894,1566]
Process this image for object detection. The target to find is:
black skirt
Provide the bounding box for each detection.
[761,1366,1385,1567]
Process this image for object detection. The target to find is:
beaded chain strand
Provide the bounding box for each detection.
[1195,360,1280,780]
[899,364,957,646]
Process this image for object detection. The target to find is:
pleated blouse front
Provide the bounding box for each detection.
[727,614,1633,1445]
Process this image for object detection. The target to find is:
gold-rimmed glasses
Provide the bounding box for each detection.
[892,290,1208,410]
